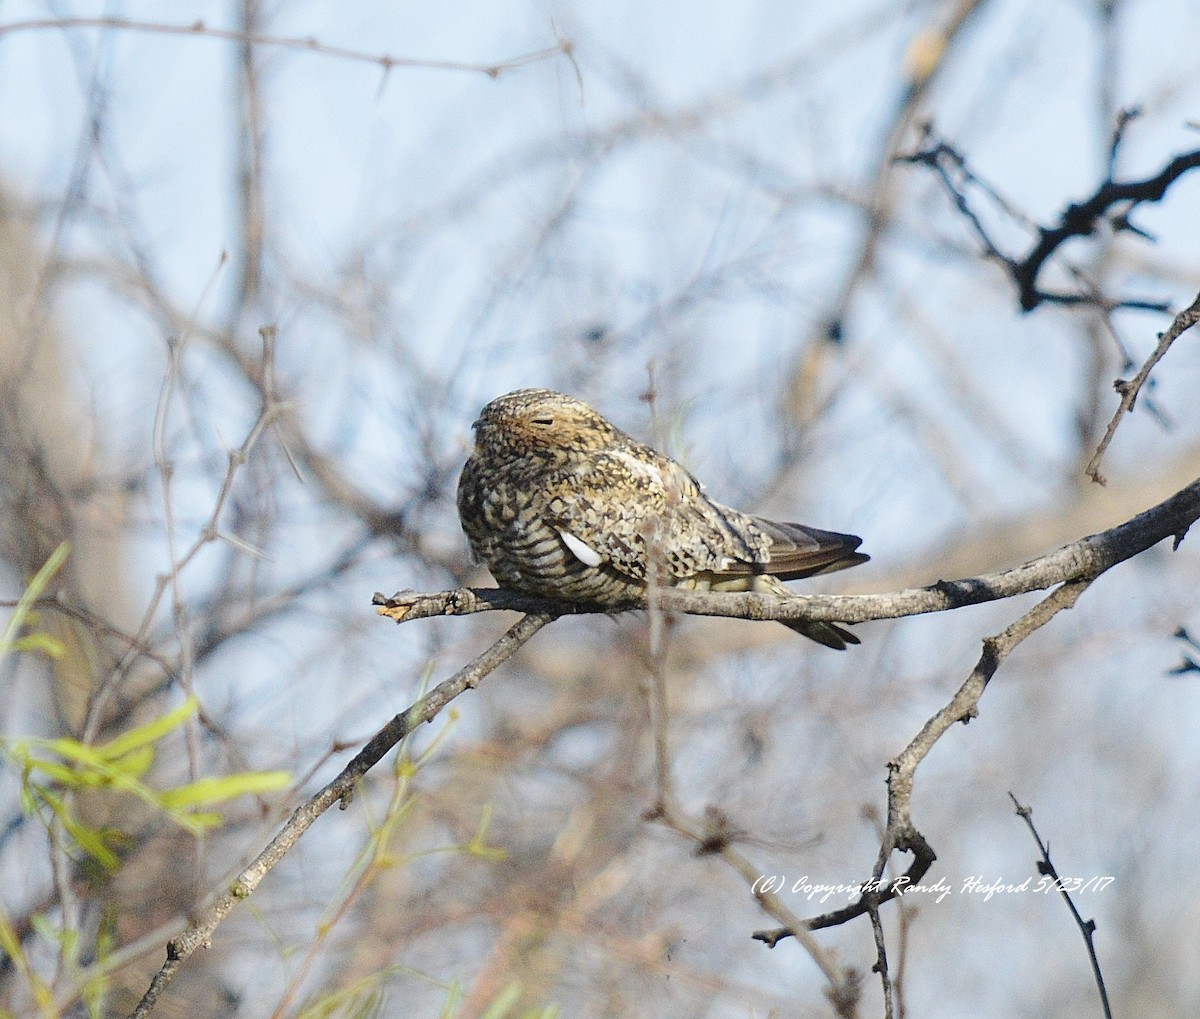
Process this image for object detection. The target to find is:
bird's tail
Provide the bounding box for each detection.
[752,519,869,579]
[750,562,864,650]
[780,617,861,649]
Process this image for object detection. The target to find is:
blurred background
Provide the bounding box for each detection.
[1,0,1198,1016]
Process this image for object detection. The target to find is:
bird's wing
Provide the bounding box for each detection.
[742,518,869,580]
[543,447,774,583]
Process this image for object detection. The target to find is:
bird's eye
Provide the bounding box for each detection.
[530,417,554,427]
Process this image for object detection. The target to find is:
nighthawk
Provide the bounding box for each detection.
[456,388,868,648]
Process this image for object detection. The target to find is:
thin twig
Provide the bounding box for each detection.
[0,17,573,80]
[868,905,894,1019]
[81,254,234,744]
[1085,289,1200,484]
[231,0,266,322]
[1008,793,1112,1019]
[654,795,863,1014]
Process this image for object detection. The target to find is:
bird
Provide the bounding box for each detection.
[456,388,868,648]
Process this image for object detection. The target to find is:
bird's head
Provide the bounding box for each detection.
[471,388,619,461]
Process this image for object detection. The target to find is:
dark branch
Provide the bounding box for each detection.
[899,136,1200,313]
[1009,793,1113,1019]
[1016,148,1200,311]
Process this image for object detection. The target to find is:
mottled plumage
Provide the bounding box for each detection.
[456,388,868,648]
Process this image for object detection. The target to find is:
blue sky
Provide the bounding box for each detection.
[2,2,1199,1015]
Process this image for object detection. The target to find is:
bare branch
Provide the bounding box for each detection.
[786,0,989,428]
[126,612,552,1019]
[1009,793,1113,1019]
[1085,289,1200,484]
[868,904,895,1019]
[365,471,1200,989]
[230,0,266,323]
[82,332,286,744]
[753,576,1092,948]
[637,585,862,1012]
[0,17,574,80]
[900,138,1200,312]
[1013,149,1200,312]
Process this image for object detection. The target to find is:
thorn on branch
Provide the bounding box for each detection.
[694,806,740,856]
[752,928,790,949]
[1168,627,1200,676]
[1108,106,1141,172]
[1110,210,1155,241]
[641,801,665,823]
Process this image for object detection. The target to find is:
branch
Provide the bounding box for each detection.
[899,136,1200,312]
[752,575,1092,948]
[376,473,1200,629]
[786,0,988,427]
[1014,148,1200,312]
[868,903,895,1019]
[637,591,862,1011]
[1009,793,1112,1019]
[127,613,552,1019]
[131,471,1197,1015]
[0,17,574,80]
[1085,289,1200,484]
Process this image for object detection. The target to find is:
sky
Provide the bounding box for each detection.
[1,1,1199,1015]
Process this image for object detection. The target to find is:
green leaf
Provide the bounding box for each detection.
[0,542,70,657]
[479,983,522,1019]
[465,803,507,861]
[25,742,154,786]
[35,788,121,871]
[12,632,65,658]
[0,914,23,962]
[181,810,224,830]
[109,745,155,780]
[22,756,95,788]
[4,695,290,865]
[158,770,291,810]
[438,983,463,1019]
[92,697,199,761]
